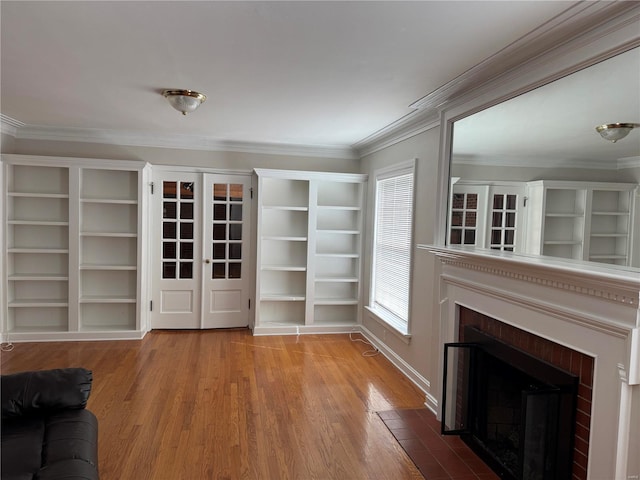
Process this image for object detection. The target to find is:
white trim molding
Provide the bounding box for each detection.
[8,123,359,160]
[452,155,640,171]
[0,114,24,137]
[421,245,640,309]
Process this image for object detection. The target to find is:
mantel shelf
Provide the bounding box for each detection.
[419,245,640,307]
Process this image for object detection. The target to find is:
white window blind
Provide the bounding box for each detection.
[371,164,414,332]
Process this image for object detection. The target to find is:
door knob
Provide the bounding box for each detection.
[204,259,211,264]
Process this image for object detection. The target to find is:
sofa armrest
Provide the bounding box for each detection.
[1,368,92,419]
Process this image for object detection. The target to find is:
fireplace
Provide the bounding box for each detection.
[423,245,640,479]
[442,324,579,479]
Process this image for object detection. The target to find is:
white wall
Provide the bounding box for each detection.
[358,127,442,405]
[1,132,16,154]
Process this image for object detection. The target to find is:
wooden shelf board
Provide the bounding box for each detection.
[9,300,69,307]
[8,248,69,254]
[262,206,308,211]
[260,295,306,301]
[590,233,627,237]
[543,241,581,245]
[8,192,69,199]
[81,198,137,204]
[8,325,68,333]
[8,220,68,226]
[315,277,358,283]
[79,325,137,332]
[9,274,68,281]
[81,232,137,238]
[591,212,629,216]
[316,229,360,235]
[317,205,361,211]
[261,265,307,272]
[262,236,308,241]
[80,296,136,303]
[314,298,359,305]
[80,264,137,270]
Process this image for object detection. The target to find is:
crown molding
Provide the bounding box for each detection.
[8,123,358,160]
[0,114,25,137]
[618,156,640,169]
[452,155,640,171]
[353,109,440,158]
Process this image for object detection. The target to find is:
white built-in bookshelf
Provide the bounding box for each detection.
[2,155,150,341]
[253,169,367,335]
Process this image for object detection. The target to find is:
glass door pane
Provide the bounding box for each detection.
[162,181,195,280]
[211,183,244,279]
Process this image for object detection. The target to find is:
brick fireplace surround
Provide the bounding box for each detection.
[459,307,594,480]
[423,246,640,480]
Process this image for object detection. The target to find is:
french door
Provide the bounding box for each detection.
[151,171,251,329]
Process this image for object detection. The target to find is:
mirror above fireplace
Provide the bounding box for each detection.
[448,46,640,269]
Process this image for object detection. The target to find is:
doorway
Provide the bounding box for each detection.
[151,170,252,329]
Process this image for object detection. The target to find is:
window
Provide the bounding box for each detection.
[370,160,415,334]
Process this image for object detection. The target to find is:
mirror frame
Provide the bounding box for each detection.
[435,12,640,267]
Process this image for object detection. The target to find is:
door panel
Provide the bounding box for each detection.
[152,173,201,329]
[202,175,251,328]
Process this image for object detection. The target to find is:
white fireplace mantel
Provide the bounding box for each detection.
[419,244,640,480]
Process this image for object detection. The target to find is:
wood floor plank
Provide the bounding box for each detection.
[1,330,425,479]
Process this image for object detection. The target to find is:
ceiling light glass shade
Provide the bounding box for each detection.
[162,89,206,115]
[595,123,640,143]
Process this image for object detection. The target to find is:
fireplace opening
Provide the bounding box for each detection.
[442,326,578,480]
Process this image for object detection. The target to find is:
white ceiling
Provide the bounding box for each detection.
[1,1,584,155]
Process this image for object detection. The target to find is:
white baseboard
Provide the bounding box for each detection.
[359,324,433,402]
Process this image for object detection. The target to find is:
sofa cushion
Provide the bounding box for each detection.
[1,410,99,480]
[43,409,99,469]
[1,368,92,419]
[1,415,46,479]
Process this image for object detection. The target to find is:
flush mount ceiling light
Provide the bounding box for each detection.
[595,123,640,143]
[162,89,207,115]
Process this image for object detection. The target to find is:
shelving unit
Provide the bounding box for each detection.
[79,168,139,331]
[5,164,70,333]
[588,189,633,265]
[525,181,637,265]
[313,179,363,328]
[256,175,310,331]
[254,169,366,335]
[2,155,150,341]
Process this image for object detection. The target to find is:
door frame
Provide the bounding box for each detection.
[149,166,255,330]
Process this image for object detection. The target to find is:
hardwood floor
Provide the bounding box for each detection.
[1,330,427,479]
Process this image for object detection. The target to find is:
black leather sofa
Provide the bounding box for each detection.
[1,368,99,480]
